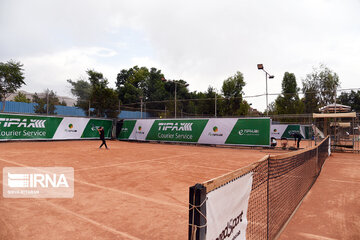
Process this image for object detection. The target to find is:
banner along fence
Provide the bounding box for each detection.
[118,118,271,147]
[189,136,331,240]
[0,113,112,141]
[271,124,313,140]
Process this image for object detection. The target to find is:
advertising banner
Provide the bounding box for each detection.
[81,119,113,139]
[271,124,312,140]
[0,114,62,140]
[117,120,136,140]
[0,113,112,141]
[119,118,270,146]
[198,118,238,145]
[146,119,209,143]
[129,119,155,141]
[225,118,270,146]
[206,172,253,240]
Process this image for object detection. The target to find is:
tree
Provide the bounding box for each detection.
[14,92,31,103]
[302,64,340,113]
[67,78,91,109]
[0,60,25,111]
[273,72,304,114]
[220,71,248,116]
[69,70,119,118]
[338,90,360,111]
[33,89,60,115]
[59,100,67,106]
[116,66,173,116]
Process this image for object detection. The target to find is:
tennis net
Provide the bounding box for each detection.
[189,136,330,240]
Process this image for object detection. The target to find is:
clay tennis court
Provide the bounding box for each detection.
[0,140,281,240]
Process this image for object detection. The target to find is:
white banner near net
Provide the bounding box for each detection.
[206,172,253,240]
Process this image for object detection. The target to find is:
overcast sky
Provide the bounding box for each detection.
[1,0,359,111]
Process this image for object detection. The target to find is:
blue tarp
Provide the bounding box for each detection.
[0,101,150,119]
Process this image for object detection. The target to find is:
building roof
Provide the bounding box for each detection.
[319,104,351,113]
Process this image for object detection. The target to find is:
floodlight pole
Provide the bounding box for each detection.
[257,64,274,116]
[175,82,177,119]
[161,78,188,119]
[140,96,143,119]
[266,73,268,116]
[215,93,217,117]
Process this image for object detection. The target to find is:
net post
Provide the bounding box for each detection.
[188,183,207,240]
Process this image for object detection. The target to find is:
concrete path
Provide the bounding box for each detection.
[279,153,360,240]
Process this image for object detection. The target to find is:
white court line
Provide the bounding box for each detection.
[298,232,338,240]
[71,153,199,172]
[151,160,233,172]
[43,200,142,240]
[0,157,188,211]
[318,178,360,184]
[326,161,360,166]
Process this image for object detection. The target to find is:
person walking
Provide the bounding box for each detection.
[97,126,108,149]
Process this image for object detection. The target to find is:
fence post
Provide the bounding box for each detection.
[188,183,206,240]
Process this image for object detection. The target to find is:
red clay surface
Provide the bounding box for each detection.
[0,140,272,240]
[279,152,360,240]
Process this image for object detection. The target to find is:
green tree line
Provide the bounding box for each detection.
[2,59,360,117]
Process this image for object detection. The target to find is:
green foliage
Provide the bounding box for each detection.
[273,72,304,115]
[59,100,67,106]
[69,70,119,118]
[14,92,31,103]
[302,64,340,113]
[0,60,26,111]
[32,89,60,115]
[220,71,249,116]
[116,66,168,104]
[338,90,360,111]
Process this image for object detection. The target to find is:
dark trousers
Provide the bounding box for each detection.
[99,138,108,149]
[296,138,301,148]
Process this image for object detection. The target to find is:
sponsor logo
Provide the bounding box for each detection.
[0,118,46,128]
[272,128,280,135]
[158,122,193,131]
[65,123,77,133]
[91,124,101,131]
[238,129,260,136]
[136,126,145,135]
[3,167,74,198]
[216,211,243,240]
[208,126,223,137]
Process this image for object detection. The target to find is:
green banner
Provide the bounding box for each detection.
[118,120,136,139]
[146,119,208,142]
[225,119,270,146]
[0,113,113,141]
[0,114,62,140]
[81,119,113,138]
[282,125,301,139]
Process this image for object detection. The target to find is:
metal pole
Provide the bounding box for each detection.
[144,103,146,119]
[266,73,268,116]
[215,93,217,117]
[46,91,49,115]
[140,97,143,119]
[175,83,177,119]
